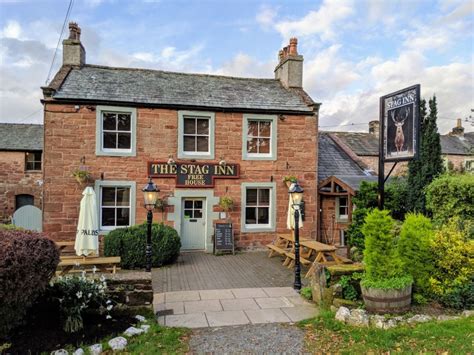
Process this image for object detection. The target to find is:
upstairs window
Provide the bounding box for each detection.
[25,152,42,170]
[96,106,136,156]
[242,114,277,160]
[178,111,215,160]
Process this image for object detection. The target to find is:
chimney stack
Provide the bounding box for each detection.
[62,22,85,66]
[274,38,303,88]
[449,118,464,137]
[369,120,380,138]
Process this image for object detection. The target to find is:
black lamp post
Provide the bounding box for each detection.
[289,181,304,291]
[142,177,159,272]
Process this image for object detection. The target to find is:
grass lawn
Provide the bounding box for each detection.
[52,308,190,354]
[300,310,474,354]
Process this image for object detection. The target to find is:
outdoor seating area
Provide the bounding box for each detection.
[55,241,121,276]
[266,233,353,278]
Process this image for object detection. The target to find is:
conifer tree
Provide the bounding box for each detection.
[407,96,444,213]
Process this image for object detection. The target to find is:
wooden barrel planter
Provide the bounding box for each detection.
[361,284,412,314]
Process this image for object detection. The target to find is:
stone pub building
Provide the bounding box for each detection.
[41,23,319,252]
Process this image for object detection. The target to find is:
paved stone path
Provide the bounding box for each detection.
[152,251,308,293]
[189,323,306,353]
[154,287,318,328]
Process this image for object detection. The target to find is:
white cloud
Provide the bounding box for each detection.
[274,0,354,41]
[256,5,277,29]
[1,20,21,39]
[212,52,273,78]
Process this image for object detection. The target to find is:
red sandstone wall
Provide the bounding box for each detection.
[0,151,42,223]
[43,104,318,249]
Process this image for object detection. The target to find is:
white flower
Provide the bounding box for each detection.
[106,300,112,304]
[107,305,113,311]
[100,275,106,282]
[88,293,92,298]
[92,266,98,274]
[76,291,83,299]
[106,315,112,319]
[74,262,80,267]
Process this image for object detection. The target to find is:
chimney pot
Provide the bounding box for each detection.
[449,118,464,137]
[62,21,86,66]
[457,118,462,128]
[369,120,380,138]
[274,38,303,88]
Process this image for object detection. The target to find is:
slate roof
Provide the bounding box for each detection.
[51,65,315,114]
[318,133,369,181]
[0,123,43,151]
[335,175,379,191]
[331,131,474,156]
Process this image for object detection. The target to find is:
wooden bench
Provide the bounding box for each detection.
[56,256,121,276]
[283,251,311,268]
[266,244,289,258]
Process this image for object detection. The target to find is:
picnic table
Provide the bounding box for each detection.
[55,240,121,276]
[266,233,352,278]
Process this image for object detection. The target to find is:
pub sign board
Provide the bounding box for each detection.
[148,162,240,188]
[380,84,420,162]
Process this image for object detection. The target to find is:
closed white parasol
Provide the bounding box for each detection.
[74,186,99,256]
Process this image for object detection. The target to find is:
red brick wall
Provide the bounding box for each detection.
[43,104,318,249]
[0,151,42,223]
[443,154,471,171]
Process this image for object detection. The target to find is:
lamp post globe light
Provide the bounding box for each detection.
[142,177,159,272]
[289,181,304,290]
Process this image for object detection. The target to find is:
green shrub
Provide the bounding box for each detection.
[104,223,181,269]
[346,207,370,252]
[0,229,59,338]
[0,223,23,231]
[398,213,435,295]
[300,286,312,300]
[339,275,359,301]
[428,218,474,309]
[361,209,411,289]
[385,177,409,220]
[426,173,474,227]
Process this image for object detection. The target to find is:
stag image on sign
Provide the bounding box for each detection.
[381,85,420,162]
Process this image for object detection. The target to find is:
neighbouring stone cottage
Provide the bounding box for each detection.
[0,123,43,223]
[40,22,320,251]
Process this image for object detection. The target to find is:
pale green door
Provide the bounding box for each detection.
[181,198,206,250]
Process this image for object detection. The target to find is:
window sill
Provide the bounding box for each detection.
[96,150,135,157]
[242,225,275,233]
[243,154,276,161]
[178,152,214,160]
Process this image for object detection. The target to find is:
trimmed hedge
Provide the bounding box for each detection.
[0,229,59,339]
[104,223,181,269]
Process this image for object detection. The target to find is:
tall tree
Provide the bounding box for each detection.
[407,96,444,213]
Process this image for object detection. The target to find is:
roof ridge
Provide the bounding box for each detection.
[82,64,278,82]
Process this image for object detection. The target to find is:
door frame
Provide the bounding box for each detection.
[167,189,220,253]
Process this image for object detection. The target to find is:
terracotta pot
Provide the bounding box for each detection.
[361,283,412,314]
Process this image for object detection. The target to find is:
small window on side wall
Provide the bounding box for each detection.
[25,152,42,170]
[336,196,349,222]
[242,114,277,161]
[96,106,137,156]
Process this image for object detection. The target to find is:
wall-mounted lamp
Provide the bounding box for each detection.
[219,156,227,167]
[279,114,286,121]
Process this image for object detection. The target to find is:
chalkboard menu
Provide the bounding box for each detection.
[214,223,234,254]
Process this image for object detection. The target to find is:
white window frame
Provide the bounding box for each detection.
[241,182,276,232]
[96,106,137,157]
[95,180,136,233]
[242,114,277,161]
[336,196,349,222]
[178,111,215,160]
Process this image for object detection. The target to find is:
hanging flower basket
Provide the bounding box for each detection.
[72,169,91,184]
[283,175,297,188]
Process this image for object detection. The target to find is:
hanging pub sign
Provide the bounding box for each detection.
[380,84,420,162]
[148,162,240,188]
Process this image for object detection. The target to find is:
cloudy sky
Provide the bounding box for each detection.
[0,0,473,133]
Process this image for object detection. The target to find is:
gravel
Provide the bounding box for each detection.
[189,323,306,354]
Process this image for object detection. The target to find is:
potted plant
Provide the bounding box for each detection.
[360,209,413,313]
[219,196,234,212]
[72,169,91,184]
[283,175,297,188]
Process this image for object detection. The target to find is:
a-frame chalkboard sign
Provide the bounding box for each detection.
[214,223,234,255]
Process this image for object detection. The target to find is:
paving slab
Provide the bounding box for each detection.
[282,306,319,322]
[199,289,235,300]
[205,310,250,327]
[153,293,165,304]
[286,295,313,306]
[245,308,292,324]
[262,287,299,297]
[231,287,268,299]
[220,298,260,311]
[184,299,223,314]
[165,313,209,328]
[255,296,294,309]
[165,290,200,302]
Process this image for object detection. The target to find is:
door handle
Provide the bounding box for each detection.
[190,219,197,222]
